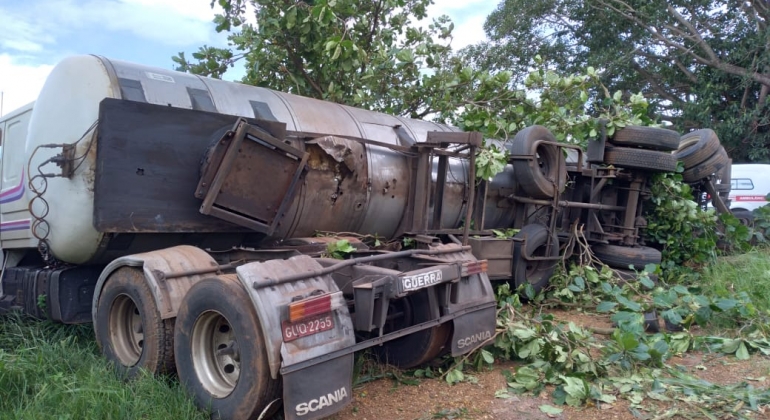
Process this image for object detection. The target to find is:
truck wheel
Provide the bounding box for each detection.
[95,267,175,377]
[174,276,281,420]
[511,125,566,199]
[731,209,754,227]
[513,224,559,294]
[675,129,721,169]
[681,146,729,182]
[603,146,677,172]
[610,126,681,151]
[592,244,661,270]
[374,290,450,368]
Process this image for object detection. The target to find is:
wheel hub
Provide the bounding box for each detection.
[191,310,240,398]
[108,294,144,366]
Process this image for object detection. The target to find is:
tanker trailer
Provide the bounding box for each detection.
[0,55,568,419]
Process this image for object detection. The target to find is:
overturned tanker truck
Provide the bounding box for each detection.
[0,55,723,419]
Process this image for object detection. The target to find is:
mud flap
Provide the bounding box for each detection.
[282,355,354,420]
[451,306,496,356]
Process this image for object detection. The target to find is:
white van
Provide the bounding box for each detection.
[729,164,770,212]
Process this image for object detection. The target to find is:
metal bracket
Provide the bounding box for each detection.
[196,118,308,235]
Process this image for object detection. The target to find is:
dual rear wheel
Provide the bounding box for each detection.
[96,270,451,419]
[96,270,279,419]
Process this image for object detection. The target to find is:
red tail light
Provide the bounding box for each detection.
[288,293,332,322]
[461,260,488,276]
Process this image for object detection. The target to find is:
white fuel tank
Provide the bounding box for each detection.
[25,56,516,264]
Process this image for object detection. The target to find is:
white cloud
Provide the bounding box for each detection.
[0,55,54,115]
[0,9,56,53]
[0,0,223,50]
[59,0,222,47]
[426,0,496,49]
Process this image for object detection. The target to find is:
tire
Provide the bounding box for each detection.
[511,125,567,199]
[675,129,721,169]
[610,126,681,151]
[681,146,729,182]
[174,276,281,420]
[513,224,560,293]
[731,209,755,227]
[603,146,677,172]
[592,244,661,270]
[644,310,660,333]
[95,267,175,378]
[374,290,451,368]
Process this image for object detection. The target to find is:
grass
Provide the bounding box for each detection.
[0,315,207,420]
[701,246,770,313]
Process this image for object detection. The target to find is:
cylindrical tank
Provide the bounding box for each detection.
[25,55,516,264]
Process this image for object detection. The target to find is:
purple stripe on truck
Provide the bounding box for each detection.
[0,219,30,232]
[0,172,25,204]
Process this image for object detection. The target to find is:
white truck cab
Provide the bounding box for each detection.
[729,164,770,212]
[0,102,36,253]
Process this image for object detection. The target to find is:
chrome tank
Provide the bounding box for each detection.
[25,55,515,264]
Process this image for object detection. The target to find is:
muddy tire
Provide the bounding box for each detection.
[95,267,175,377]
[374,290,451,368]
[610,126,681,151]
[513,224,560,293]
[174,276,281,420]
[675,129,721,169]
[511,125,567,199]
[681,146,729,182]
[603,146,678,172]
[592,244,661,270]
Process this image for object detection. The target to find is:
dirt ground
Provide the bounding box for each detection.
[329,309,770,420]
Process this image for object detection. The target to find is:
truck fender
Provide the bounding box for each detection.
[235,254,355,380]
[91,245,218,336]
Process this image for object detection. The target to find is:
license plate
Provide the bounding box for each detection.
[401,269,443,292]
[282,314,334,342]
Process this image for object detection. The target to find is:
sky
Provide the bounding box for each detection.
[0,0,497,116]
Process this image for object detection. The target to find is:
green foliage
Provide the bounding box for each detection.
[482,249,770,416]
[324,239,356,259]
[475,144,508,181]
[36,294,46,312]
[477,0,770,162]
[463,63,659,179]
[175,0,465,119]
[644,171,718,271]
[490,228,519,239]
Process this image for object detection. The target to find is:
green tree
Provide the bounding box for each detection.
[477,0,770,162]
[173,0,462,118]
[175,0,668,157]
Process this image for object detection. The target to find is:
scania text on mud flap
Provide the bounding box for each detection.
[294,386,349,417]
[456,330,493,350]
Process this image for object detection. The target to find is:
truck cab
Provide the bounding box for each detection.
[0,102,35,252]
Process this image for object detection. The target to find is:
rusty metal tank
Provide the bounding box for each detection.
[22,55,516,264]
